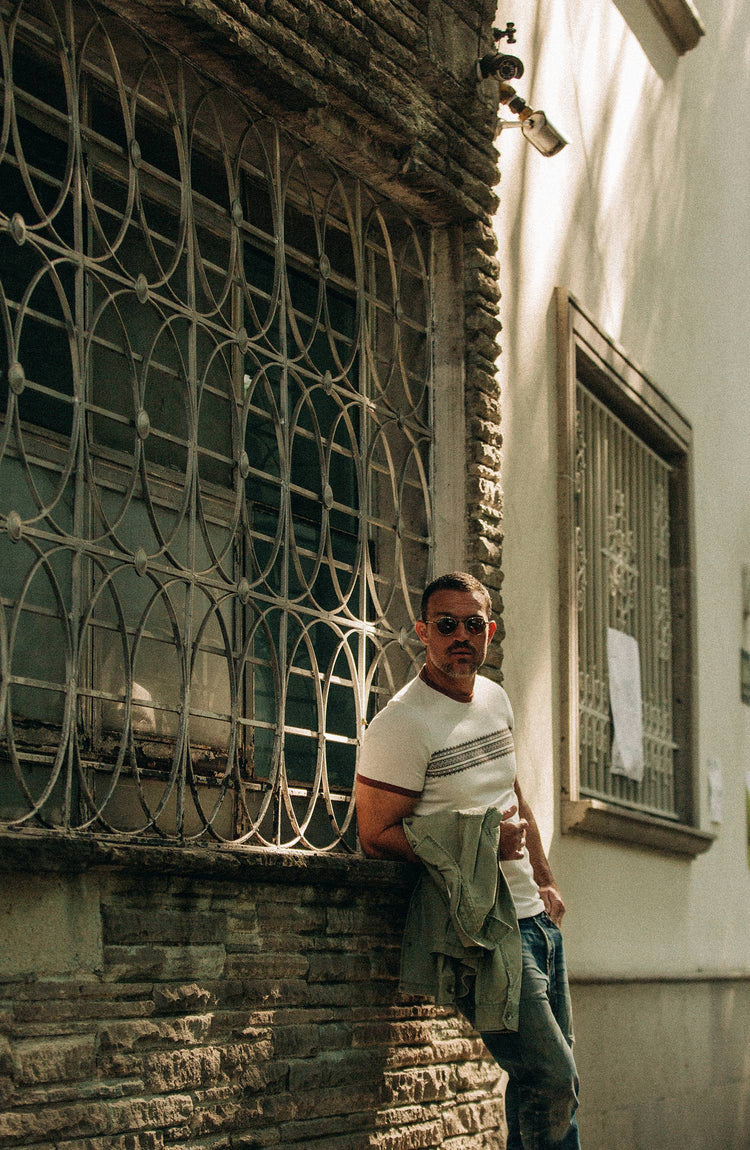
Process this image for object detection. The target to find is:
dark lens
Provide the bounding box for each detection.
[465,616,488,635]
[434,616,458,635]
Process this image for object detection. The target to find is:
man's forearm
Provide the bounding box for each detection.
[515,790,552,881]
[523,807,556,888]
[515,786,566,924]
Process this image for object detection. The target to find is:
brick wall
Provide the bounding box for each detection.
[0,835,506,1147]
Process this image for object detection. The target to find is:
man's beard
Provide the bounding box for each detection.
[439,649,481,678]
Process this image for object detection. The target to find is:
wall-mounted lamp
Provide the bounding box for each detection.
[477,24,568,159]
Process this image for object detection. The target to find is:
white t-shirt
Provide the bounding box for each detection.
[358,673,544,920]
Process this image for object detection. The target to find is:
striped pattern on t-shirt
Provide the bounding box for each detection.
[425,727,515,779]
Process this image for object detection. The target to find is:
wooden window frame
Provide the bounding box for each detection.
[556,289,713,857]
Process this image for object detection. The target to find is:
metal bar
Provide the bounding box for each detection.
[576,382,677,817]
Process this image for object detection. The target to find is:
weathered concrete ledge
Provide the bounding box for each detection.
[0,828,417,890]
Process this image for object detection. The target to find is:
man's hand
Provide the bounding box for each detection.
[497,804,528,861]
[538,883,566,926]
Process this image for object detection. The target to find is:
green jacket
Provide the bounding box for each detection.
[401,806,522,1033]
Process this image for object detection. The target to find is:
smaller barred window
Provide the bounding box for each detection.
[556,290,711,857]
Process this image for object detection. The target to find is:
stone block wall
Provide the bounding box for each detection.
[0,835,506,1147]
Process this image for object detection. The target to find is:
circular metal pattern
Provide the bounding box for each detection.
[8,363,25,395]
[6,512,23,542]
[10,213,26,245]
[134,274,149,303]
[135,409,150,440]
[0,0,433,851]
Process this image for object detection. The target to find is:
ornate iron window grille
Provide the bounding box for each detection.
[575,385,678,818]
[0,0,434,850]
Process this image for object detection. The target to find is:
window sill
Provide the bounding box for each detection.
[562,797,715,857]
[648,0,705,54]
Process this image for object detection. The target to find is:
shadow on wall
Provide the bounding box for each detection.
[501,0,750,391]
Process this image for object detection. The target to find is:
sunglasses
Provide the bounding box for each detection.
[426,614,489,636]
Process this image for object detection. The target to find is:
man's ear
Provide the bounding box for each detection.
[487,619,497,642]
[414,619,428,645]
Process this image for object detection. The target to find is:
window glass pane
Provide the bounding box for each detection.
[1,539,71,727]
[0,53,76,438]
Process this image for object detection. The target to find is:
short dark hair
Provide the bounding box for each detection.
[421,571,492,621]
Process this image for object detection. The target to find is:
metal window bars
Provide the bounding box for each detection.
[0,0,434,849]
[575,383,678,818]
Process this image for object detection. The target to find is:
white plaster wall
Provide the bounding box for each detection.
[493,0,750,979]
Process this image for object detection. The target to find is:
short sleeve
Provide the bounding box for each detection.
[358,700,431,796]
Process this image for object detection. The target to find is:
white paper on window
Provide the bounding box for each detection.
[606,627,645,782]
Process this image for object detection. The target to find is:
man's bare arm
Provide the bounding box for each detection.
[514,780,566,924]
[355,776,420,862]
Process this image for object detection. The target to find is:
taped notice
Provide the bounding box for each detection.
[607,627,645,782]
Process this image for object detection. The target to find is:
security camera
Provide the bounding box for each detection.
[495,111,569,158]
[520,112,568,157]
[477,52,525,82]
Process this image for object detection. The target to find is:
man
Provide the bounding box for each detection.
[356,571,580,1150]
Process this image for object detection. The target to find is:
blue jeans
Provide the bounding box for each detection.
[460,912,580,1149]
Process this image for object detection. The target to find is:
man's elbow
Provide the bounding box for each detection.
[358,828,386,858]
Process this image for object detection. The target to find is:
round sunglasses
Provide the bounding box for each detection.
[426,614,490,636]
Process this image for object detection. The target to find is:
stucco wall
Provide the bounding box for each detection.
[492,0,750,1144]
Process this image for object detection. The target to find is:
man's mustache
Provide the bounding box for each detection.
[448,644,474,654]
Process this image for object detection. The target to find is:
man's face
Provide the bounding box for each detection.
[414,588,496,685]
